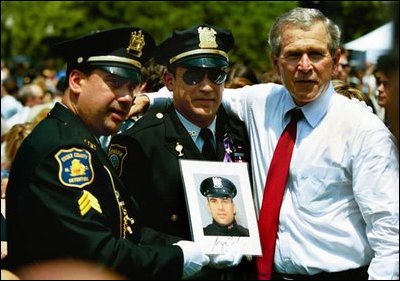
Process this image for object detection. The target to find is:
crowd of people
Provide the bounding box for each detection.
[1,6,398,280]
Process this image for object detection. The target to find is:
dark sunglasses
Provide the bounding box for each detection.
[182,68,228,85]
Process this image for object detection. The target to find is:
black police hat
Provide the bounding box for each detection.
[200,176,237,198]
[52,27,155,82]
[155,24,234,68]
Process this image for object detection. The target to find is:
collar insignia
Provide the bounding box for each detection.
[84,139,97,150]
[188,130,197,137]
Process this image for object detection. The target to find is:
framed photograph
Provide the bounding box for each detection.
[179,159,261,256]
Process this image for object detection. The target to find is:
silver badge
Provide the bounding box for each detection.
[175,142,184,157]
[198,27,218,49]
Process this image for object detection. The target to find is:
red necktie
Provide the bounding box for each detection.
[257,109,303,280]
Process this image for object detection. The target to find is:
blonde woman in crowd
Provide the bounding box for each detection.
[332,79,368,102]
[2,122,35,172]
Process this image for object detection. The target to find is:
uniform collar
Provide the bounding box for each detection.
[174,109,217,142]
[212,219,238,231]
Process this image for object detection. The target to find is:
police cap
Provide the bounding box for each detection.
[52,27,156,83]
[200,176,237,198]
[155,24,234,69]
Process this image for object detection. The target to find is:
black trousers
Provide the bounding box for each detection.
[272,266,369,280]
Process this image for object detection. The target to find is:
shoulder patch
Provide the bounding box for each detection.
[108,144,127,176]
[55,148,94,188]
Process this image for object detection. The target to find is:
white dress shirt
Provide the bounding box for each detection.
[221,82,399,280]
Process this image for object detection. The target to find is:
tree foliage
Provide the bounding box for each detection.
[1,1,396,75]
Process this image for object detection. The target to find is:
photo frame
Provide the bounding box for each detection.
[179,159,261,255]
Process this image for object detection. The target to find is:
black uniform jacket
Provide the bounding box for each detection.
[203,219,250,237]
[6,103,183,280]
[109,105,254,280]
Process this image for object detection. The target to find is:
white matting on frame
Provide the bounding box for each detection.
[179,159,261,256]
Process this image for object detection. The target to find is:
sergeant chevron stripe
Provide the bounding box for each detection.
[78,190,102,216]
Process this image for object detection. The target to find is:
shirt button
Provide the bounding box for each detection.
[171,214,178,221]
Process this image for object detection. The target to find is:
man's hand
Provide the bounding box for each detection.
[174,240,210,279]
[1,241,7,260]
[208,243,244,269]
[129,95,150,118]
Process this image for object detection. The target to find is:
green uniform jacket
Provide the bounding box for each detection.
[6,103,183,280]
[109,105,254,279]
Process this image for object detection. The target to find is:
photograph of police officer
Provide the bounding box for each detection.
[200,176,249,237]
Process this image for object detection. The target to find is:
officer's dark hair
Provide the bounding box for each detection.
[66,64,97,80]
[166,64,177,76]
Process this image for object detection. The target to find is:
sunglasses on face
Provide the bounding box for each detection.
[181,68,228,85]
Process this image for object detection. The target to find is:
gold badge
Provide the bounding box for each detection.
[198,27,218,49]
[55,148,94,188]
[126,30,145,57]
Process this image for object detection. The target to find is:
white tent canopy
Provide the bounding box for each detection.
[344,21,394,64]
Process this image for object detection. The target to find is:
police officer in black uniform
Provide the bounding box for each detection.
[5,27,209,279]
[109,23,254,279]
[200,176,249,237]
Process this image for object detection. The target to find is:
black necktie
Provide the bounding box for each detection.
[200,128,217,161]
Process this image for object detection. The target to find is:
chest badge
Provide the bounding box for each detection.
[108,144,128,177]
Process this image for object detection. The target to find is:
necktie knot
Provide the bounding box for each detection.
[200,128,217,161]
[290,108,304,123]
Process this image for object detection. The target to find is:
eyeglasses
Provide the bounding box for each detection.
[181,68,227,85]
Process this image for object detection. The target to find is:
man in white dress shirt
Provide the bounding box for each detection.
[221,8,399,280]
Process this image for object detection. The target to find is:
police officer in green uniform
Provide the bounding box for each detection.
[5,27,209,279]
[109,24,254,279]
[200,176,249,237]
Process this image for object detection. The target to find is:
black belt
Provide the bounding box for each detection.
[272,265,369,280]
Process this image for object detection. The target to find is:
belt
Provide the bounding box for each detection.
[272,266,369,280]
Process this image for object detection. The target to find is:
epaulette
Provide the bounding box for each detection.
[121,112,166,136]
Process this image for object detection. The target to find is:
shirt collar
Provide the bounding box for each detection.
[283,82,334,128]
[301,82,335,128]
[175,109,217,141]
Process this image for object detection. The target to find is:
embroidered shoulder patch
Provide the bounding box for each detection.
[55,148,94,188]
[108,144,127,176]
